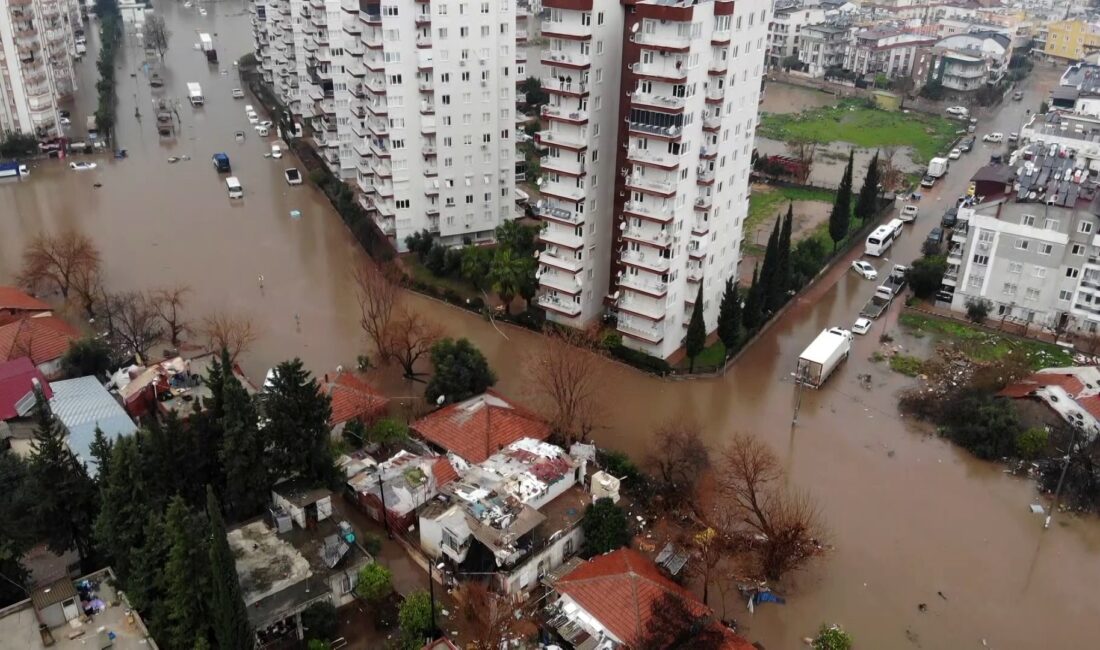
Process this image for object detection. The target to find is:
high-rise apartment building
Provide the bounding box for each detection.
[0,0,79,136]
[536,0,769,359]
[252,0,518,248]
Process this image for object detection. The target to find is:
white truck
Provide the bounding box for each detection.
[796,327,853,389]
[927,157,948,179]
[187,82,204,106]
[199,32,217,62]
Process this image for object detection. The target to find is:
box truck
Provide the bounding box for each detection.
[796,328,853,388]
[187,82,204,106]
[199,33,217,63]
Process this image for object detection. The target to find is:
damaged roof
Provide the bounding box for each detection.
[411,389,550,464]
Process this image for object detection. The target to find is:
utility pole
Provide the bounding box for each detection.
[792,364,807,427]
[1045,425,1080,530]
[377,470,392,539]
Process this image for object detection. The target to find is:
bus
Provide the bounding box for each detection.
[886,218,904,239]
[86,115,98,140]
[865,224,896,257]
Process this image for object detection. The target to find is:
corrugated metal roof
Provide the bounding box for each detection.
[49,376,137,477]
[31,577,77,611]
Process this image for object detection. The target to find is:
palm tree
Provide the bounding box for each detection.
[489,249,531,313]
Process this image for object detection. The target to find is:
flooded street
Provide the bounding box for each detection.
[1,5,1099,647]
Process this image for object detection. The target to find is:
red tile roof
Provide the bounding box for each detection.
[0,357,51,420]
[999,372,1086,398]
[0,287,51,313]
[554,548,753,649]
[431,457,459,488]
[0,316,79,367]
[1076,395,1100,421]
[410,389,550,464]
[322,372,390,426]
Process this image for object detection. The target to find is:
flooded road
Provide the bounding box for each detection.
[1,6,1098,646]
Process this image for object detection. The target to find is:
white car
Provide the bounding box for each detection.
[948,148,961,160]
[852,317,872,335]
[284,167,303,185]
[983,132,1004,143]
[271,144,283,159]
[244,104,254,113]
[257,120,273,129]
[232,88,245,99]
[899,204,919,222]
[852,260,878,280]
[69,161,96,171]
[59,116,71,126]
[247,112,259,124]
[946,106,969,117]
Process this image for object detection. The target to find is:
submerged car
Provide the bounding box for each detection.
[271,144,283,159]
[68,161,97,171]
[852,317,872,335]
[284,167,302,185]
[983,132,1004,143]
[232,88,245,99]
[852,260,878,280]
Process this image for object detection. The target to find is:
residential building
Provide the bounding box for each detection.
[0,315,78,377]
[912,30,1012,93]
[0,356,49,422]
[1044,19,1100,62]
[0,568,157,649]
[798,23,851,77]
[1051,62,1100,118]
[0,286,51,325]
[48,375,137,477]
[0,0,79,136]
[543,548,754,649]
[228,485,371,645]
[410,389,550,465]
[345,447,458,532]
[113,353,259,420]
[845,30,935,79]
[320,370,390,437]
[999,366,1100,441]
[1020,111,1100,173]
[418,437,589,594]
[945,155,1099,334]
[766,4,824,68]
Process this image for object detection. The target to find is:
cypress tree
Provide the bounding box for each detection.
[126,510,168,617]
[758,218,780,313]
[774,203,794,307]
[207,487,254,650]
[742,266,764,332]
[27,390,98,571]
[856,150,881,223]
[162,496,213,648]
[685,284,707,373]
[94,434,149,582]
[219,372,270,521]
[263,359,336,485]
[717,278,742,357]
[829,150,855,250]
[88,426,113,485]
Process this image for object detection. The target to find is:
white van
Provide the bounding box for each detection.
[226,176,243,199]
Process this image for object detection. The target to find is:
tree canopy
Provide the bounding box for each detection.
[582,497,630,557]
[425,338,497,404]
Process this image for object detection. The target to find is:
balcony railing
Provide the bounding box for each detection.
[542,20,592,39]
[623,225,671,247]
[538,129,587,149]
[618,297,666,321]
[534,201,583,224]
[619,274,668,296]
[538,293,582,316]
[631,91,685,110]
[628,121,682,138]
[633,31,691,50]
[541,105,588,122]
[621,250,670,273]
[631,62,687,81]
[540,180,586,202]
[542,77,589,94]
[623,200,674,222]
[618,319,664,343]
[626,174,675,195]
[542,50,590,67]
[627,147,680,168]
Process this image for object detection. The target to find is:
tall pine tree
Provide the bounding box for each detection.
[717,279,742,357]
[829,150,855,250]
[855,150,881,223]
[758,219,780,314]
[219,371,270,521]
[88,426,113,485]
[162,496,213,648]
[27,390,98,571]
[263,359,336,485]
[772,203,794,310]
[685,284,707,372]
[207,487,254,650]
[125,510,169,617]
[742,266,764,332]
[94,434,150,583]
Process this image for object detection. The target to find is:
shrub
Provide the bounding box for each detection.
[355,563,393,604]
[608,344,671,375]
[361,533,383,556]
[300,602,338,643]
[889,354,924,377]
[966,298,991,324]
[940,392,1022,460]
[1016,427,1049,460]
[599,449,641,484]
[813,624,853,650]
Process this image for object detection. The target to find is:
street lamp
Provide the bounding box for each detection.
[428,561,445,640]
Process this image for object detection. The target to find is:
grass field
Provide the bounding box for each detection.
[678,340,727,371]
[898,312,1074,369]
[746,185,835,234]
[404,255,481,301]
[759,100,959,163]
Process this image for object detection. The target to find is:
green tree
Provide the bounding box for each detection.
[940,392,1021,460]
[301,601,338,643]
[460,246,493,290]
[685,284,707,372]
[791,237,828,288]
[425,243,447,276]
[355,563,394,604]
[88,426,113,484]
[582,497,630,557]
[398,590,435,648]
[425,338,497,405]
[966,298,991,324]
[368,418,409,446]
[742,266,764,332]
[828,150,854,250]
[855,151,881,224]
[162,496,213,648]
[489,248,535,313]
[206,487,253,650]
[758,219,780,314]
[94,435,148,582]
[906,255,947,299]
[61,337,115,379]
[717,279,742,356]
[775,203,793,304]
[1016,427,1049,460]
[125,510,168,617]
[27,391,98,570]
[0,452,34,606]
[494,220,538,257]
[264,359,336,485]
[813,624,853,650]
[219,372,270,520]
[521,76,548,107]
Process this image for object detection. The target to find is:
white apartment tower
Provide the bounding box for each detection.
[536,0,769,360]
[0,0,79,136]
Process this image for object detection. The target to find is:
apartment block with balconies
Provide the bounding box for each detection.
[610,0,768,360]
[0,0,78,136]
[534,0,623,326]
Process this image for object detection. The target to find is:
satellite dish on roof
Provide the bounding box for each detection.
[535,177,544,187]
[631,22,640,33]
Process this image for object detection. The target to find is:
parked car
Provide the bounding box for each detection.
[920,174,937,188]
[852,317,872,336]
[232,88,245,99]
[284,167,303,185]
[852,260,878,280]
[983,132,1004,143]
[1008,132,1019,144]
[59,116,71,126]
[941,207,959,228]
[948,148,961,160]
[1013,91,1024,101]
[247,111,259,124]
[69,161,96,171]
[900,204,919,222]
[926,226,944,248]
[960,136,976,152]
[946,106,969,117]
[271,144,283,159]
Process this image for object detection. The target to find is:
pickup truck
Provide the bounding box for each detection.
[859,285,896,320]
[883,265,908,295]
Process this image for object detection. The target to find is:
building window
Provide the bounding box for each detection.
[972,254,989,266]
[1081,221,1094,234]
[1021,215,1035,226]
[1034,267,1047,278]
[1045,218,1060,230]
[1014,238,1029,251]
[1009,262,1023,274]
[1060,290,1073,301]
[1072,244,1086,256]
[1039,243,1053,256]
[1067,267,1081,278]
[1024,288,1041,302]
[1003,283,1017,296]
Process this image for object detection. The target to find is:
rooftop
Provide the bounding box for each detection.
[411,390,550,464]
[346,449,447,517]
[1061,62,1100,96]
[0,316,79,367]
[323,372,389,426]
[0,286,51,315]
[274,477,333,508]
[0,568,155,650]
[0,356,50,420]
[49,376,138,476]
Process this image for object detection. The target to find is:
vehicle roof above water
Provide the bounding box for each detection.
[801,328,850,364]
[226,176,241,188]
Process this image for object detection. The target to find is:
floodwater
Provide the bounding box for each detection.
[1,4,1098,646]
[759,81,838,115]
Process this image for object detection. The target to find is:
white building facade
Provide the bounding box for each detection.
[0,0,79,136]
[766,5,824,68]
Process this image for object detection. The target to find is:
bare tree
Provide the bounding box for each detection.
[16,230,101,300]
[877,146,904,191]
[200,310,260,362]
[715,433,823,581]
[458,582,532,649]
[645,420,710,501]
[144,15,170,58]
[151,284,192,349]
[382,307,442,380]
[522,327,605,445]
[107,292,164,362]
[353,261,401,357]
[635,591,727,650]
[785,136,817,183]
[69,265,105,321]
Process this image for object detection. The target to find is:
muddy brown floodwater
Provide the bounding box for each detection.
[1,4,1099,647]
